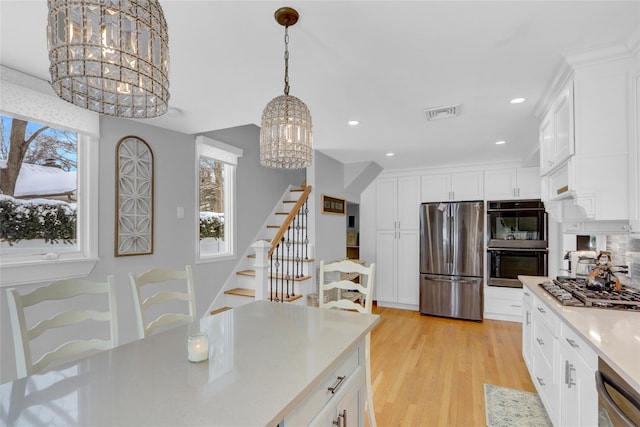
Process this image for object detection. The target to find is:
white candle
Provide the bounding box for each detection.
[188,333,209,362]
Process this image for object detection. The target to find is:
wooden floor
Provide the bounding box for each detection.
[368,306,535,426]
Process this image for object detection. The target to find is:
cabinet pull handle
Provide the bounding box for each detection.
[524,291,530,296]
[537,307,546,314]
[536,338,544,346]
[333,409,347,427]
[565,360,576,389]
[565,338,579,349]
[510,304,522,308]
[328,375,346,394]
[526,311,531,326]
[536,377,546,387]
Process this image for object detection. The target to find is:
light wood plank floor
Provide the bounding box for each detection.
[368,306,535,426]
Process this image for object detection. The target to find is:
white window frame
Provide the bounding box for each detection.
[0,66,100,286]
[195,135,242,263]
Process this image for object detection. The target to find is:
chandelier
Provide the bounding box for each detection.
[260,7,313,169]
[47,0,170,118]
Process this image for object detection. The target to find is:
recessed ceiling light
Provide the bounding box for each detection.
[348,120,359,126]
[386,152,395,157]
[510,97,526,104]
[495,140,506,145]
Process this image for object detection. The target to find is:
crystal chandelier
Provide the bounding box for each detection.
[260,7,313,169]
[47,0,170,118]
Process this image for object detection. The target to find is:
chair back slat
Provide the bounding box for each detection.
[129,265,196,339]
[6,276,118,379]
[318,260,376,314]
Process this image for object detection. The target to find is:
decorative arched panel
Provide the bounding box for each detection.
[115,136,154,256]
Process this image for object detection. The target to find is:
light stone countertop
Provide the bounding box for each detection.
[519,275,640,393]
[0,300,379,426]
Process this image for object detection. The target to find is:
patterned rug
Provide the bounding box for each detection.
[484,384,552,427]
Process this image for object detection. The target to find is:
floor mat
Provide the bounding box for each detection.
[484,384,552,427]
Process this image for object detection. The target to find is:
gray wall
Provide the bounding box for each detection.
[310,151,347,265]
[0,120,303,383]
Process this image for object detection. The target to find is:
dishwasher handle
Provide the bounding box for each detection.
[596,370,640,427]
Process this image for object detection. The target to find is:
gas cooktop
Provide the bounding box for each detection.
[539,278,640,311]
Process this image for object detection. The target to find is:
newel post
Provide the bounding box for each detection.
[251,240,271,301]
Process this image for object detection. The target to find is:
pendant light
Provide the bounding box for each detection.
[47,0,170,118]
[260,7,313,169]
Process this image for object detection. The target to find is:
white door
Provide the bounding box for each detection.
[450,171,484,201]
[484,169,517,200]
[421,174,451,202]
[375,230,397,303]
[397,176,420,229]
[396,229,420,305]
[375,178,397,229]
[516,167,541,199]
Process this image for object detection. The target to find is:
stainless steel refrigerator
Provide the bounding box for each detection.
[419,201,484,321]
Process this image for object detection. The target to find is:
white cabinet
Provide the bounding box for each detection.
[375,229,420,307]
[629,56,640,233]
[484,167,540,200]
[540,81,575,176]
[375,176,420,309]
[375,176,420,230]
[484,286,523,322]
[522,289,533,370]
[540,54,635,221]
[309,368,363,427]
[558,324,598,427]
[421,171,483,202]
[521,284,599,427]
[285,346,364,426]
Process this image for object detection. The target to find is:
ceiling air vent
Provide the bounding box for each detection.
[424,104,460,121]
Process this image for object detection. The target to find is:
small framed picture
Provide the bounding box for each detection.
[322,194,345,215]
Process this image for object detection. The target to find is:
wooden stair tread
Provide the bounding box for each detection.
[269,293,303,303]
[210,306,233,316]
[247,254,314,262]
[283,200,297,204]
[275,212,290,215]
[267,225,307,229]
[224,288,255,297]
[235,270,312,281]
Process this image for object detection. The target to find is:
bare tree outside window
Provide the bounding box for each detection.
[0,115,78,255]
[199,156,226,255]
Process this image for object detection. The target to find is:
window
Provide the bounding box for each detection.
[195,136,242,262]
[1,115,79,255]
[0,66,99,286]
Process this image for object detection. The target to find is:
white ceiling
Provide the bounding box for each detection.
[1,1,639,170]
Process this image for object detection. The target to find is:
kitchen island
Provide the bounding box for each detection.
[519,275,639,392]
[1,300,379,426]
[520,275,640,426]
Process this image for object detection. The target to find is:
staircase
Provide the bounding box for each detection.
[207,185,315,313]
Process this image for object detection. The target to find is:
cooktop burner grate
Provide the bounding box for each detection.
[538,279,640,311]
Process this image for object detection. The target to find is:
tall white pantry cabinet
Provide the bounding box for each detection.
[374,176,421,309]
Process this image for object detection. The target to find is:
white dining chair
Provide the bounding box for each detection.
[6,276,118,379]
[319,259,378,427]
[128,265,196,339]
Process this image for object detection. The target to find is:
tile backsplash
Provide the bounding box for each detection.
[606,234,639,288]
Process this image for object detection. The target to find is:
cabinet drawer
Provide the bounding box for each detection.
[285,346,360,425]
[532,346,558,423]
[533,318,556,367]
[484,297,523,317]
[560,323,597,368]
[533,297,559,336]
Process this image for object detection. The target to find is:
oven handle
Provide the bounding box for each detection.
[486,248,549,253]
[595,369,640,427]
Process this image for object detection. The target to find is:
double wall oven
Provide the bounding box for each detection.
[487,200,548,288]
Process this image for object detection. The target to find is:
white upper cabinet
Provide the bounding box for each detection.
[375,176,420,230]
[540,81,575,176]
[484,167,541,200]
[540,51,636,221]
[421,171,483,202]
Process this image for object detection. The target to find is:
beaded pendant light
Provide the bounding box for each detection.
[260,7,313,169]
[47,0,170,118]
